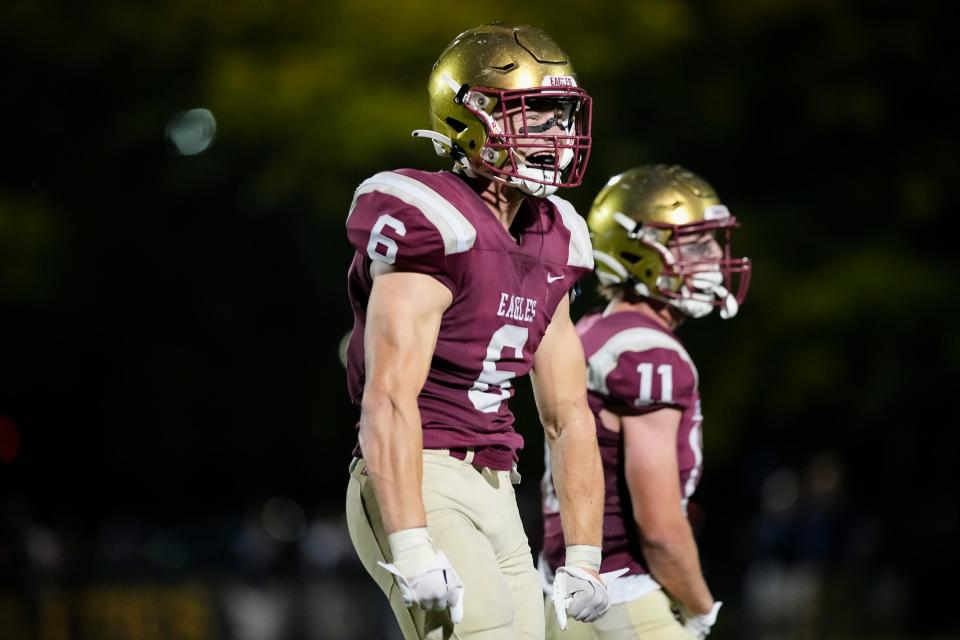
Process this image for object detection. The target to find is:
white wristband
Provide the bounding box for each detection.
[388,527,435,576]
[564,544,601,573]
[683,601,722,637]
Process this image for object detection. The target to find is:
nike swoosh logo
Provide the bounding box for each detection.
[547,273,565,283]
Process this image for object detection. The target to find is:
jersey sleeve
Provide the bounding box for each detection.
[605,348,697,415]
[547,194,594,272]
[346,171,477,293]
[545,194,594,305]
[586,329,699,416]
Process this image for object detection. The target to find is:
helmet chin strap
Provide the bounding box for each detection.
[716,284,739,319]
[506,147,574,198]
[670,292,714,319]
[462,151,564,197]
[669,271,739,319]
[410,128,574,199]
[513,165,559,197]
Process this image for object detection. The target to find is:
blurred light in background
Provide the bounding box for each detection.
[222,583,293,640]
[0,415,20,462]
[805,450,842,504]
[337,329,352,369]
[761,468,799,514]
[146,530,189,572]
[301,516,354,570]
[261,497,306,543]
[25,524,62,572]
[166,108,217,155]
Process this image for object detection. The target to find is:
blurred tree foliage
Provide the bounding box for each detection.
[1,0,957,635]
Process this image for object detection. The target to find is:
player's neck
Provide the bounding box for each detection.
[475,177,526,234]
[608,298,682,331]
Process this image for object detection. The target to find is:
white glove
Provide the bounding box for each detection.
[377,528,464,623]
[550,545,628,631]
[680,601,722,639]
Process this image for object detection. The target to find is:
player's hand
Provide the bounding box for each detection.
[680,601,722,639]
[550,565,628,630]
[377,528,464,623]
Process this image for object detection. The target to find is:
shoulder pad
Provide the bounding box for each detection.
[587,326,698,396]
[348,171,476,255]
[547,195,593,269]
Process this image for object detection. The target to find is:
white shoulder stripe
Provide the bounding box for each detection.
[587,327,698,395]
[547,195,594,269]
[348,172,476,255]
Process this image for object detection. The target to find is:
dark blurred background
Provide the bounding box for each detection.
[1,1,958,638]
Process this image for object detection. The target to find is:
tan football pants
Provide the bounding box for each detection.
[346,449,544,639]
[545,590,696,640]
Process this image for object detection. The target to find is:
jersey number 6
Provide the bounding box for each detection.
[469,324,529,413]
[367,214,406,264]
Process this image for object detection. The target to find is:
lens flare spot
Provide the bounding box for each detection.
[166,108,217,156]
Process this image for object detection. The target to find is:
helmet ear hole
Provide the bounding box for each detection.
[445,117,467,133]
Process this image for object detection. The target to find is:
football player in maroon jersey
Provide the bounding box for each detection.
[344,24,615,639]
[541,165,751,639]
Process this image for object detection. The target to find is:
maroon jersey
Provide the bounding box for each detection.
[345,169,593,470]
[542,309,703,586]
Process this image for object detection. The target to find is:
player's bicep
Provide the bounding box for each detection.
[531,296,588,427]
[364,270,452,397]
[622,409,685,529]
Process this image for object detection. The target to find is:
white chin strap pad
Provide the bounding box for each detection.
[672,291,713,319]
[514,164,559,197]
[673,272,739,319]
[718,287,739,319]
[508,146,575,198]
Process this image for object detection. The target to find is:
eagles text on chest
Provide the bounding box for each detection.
[496,292,537,323]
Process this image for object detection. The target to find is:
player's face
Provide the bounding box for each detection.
[495,98,577,164]
[672,231,723,273]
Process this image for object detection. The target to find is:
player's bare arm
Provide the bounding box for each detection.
[622,407,715,615]
[360,265,452,534]
[346,23,598,637]
[534,294,616,630]
[532,294,604,551]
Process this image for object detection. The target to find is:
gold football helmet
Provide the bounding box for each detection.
[413,23,592,197]
[589,165,751,319]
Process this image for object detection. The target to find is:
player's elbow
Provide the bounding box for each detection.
[363,366,418,401]
[361,384,413,421]
[637,517,689,554]
[541,403,592,442]
[360,385,418,435]
[541,415,562,441]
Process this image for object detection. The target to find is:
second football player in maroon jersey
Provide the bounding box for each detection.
[541,165,751,639]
